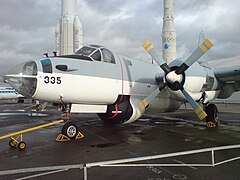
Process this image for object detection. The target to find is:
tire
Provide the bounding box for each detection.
[62,122,78,139]
[9,140,17,148]
[206,104,219,124]
[18,141,26,150]
[18,99,24,103]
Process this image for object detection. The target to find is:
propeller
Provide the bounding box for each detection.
[140,39,213,120]
[138,88,160,111]
[143,40,171,74]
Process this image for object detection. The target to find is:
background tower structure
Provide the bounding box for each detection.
[162,0,177,64]
[55,0,83,55]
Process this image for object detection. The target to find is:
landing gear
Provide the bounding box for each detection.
[60,102,78,139]
[62,121,78,139]
[205,103,220,128]
[56,121,84,142]
[56,100,84,141]
[59,96,71,120]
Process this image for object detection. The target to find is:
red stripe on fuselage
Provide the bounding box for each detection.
[106,55,124,120]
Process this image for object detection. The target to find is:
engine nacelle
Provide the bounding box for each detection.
[167,60,219,103]
[98,95,144,124]
[146,97,181,114]
[217,84,234,99]
[98,92,182,124]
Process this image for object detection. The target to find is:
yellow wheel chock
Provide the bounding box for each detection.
[206,122,216,128]
[206,121,220,128]
[76,131,84,139]
[56,134,70,142]
[56,131,84,142]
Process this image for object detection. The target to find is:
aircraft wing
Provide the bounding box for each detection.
[210,55,240,92]
[214,65,240,83]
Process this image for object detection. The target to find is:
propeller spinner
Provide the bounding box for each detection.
[140,39,214,120]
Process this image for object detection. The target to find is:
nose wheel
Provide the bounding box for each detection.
[62,121,78,139]
[56,121,84,142]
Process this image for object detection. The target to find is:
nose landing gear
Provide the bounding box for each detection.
[205,103,220,128]
[56,101,84,141]
[56,121,84,142]
[62,122,78,139]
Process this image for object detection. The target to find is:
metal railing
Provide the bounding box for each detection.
[0,144,239,179]
[83,144,240,179]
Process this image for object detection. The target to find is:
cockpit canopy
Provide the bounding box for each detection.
[75,45,115,63]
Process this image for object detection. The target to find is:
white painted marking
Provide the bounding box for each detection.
[173,159,197,170]
[16,169,67,180]
[0,165,83,176]
[112,111,122,113]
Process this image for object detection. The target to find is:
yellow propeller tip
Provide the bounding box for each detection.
[204,39,214,48]
[143,40,151,48]
[198,112,207,120]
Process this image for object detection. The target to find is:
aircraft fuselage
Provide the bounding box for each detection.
[6,45,221,123]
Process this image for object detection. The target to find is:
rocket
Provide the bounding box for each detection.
[162,0,177,64]
[55,0,83,55]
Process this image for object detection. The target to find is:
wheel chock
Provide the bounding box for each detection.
[75,131,84,139]
[55,131,84,142]
[55,134,70,142]
[206,121,217,128]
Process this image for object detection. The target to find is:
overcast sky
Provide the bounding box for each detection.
[0,0,240,75]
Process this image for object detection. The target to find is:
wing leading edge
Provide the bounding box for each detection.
[211,56,240,97]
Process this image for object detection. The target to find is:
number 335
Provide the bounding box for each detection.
[44,76,61,84]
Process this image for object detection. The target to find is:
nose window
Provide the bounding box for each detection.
[23,61,38,75]
[6,61,38,98]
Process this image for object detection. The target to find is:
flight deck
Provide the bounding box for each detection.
[0,100,239,180]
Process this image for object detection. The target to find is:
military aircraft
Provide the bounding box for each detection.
[4,36,240,140]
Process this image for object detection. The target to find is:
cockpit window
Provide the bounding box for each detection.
[91,50,101,61]
[41,59,52,73]
[102,49,115,64]
[74,45,115,64]
[75,46,96,56]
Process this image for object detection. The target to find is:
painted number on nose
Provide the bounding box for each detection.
[44,76,61,84]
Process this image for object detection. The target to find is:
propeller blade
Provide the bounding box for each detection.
[181,88,207,120]
[142,40,208,120]
[143,40,171,74]
[175,39,213,74]
[138,88,160,111]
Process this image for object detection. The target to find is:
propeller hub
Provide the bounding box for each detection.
[166,71,183,84]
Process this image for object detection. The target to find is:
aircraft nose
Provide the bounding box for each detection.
[5,61,38,98]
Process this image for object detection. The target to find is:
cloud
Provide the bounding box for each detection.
[174,0,240,59]
[0,0,239,76]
